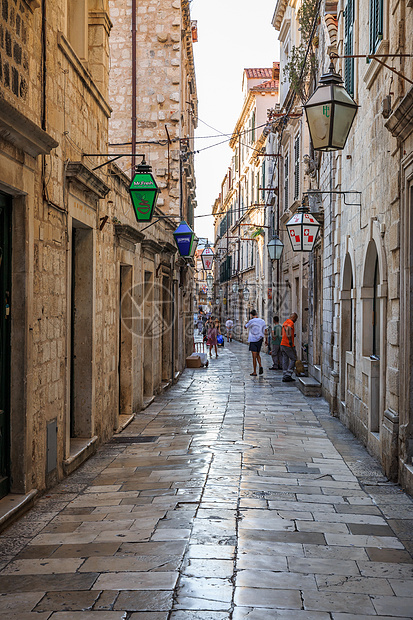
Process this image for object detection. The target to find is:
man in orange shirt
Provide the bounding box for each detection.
[281,312,298,382]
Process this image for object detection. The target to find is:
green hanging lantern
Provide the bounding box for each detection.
[129,159,160,222]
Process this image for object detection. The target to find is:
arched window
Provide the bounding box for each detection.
[340,253,355,402]
[373,255,380,357]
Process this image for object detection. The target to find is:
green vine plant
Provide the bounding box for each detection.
[283,0,319,103]
[251,228,264,238]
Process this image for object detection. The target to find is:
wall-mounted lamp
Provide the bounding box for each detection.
[286,196,321,252]
[267,235,284,261]
[304,62,358,151]
[129,158,160,222]
[201,244,214,270]
[173,221,198,257]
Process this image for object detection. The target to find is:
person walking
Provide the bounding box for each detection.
[207,318,218,358]
[281,312,298,382]
[197,312,204,335]
[269,315,282,370]
[245,309,266,376]
[225,317,233,342]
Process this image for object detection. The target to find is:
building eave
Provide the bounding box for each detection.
[272,0,289,31]
[385,86,413,141]
[0,95,58,157]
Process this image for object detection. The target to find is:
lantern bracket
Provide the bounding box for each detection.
[330,53,413,86]
[304,190,361,208]
[82,153,147,172]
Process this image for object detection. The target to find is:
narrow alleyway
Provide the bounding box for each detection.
[1,341,413,620]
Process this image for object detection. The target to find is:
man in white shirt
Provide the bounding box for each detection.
[244,309,267,376]
[225,317,233,342]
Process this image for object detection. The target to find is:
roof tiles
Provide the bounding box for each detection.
[244,68,273,79]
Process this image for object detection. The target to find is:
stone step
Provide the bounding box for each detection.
[297,375,322,397]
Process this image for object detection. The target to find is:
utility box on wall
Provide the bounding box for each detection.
[47,420,57,474]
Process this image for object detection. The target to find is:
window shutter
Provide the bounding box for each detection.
[284,154,289,211]
[370,0,383,54]
[344,0,354,96]
[294,137,300,200]
[262,161,266,200]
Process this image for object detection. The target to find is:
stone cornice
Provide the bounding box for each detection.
[161,242,178,255]
[272,0,289,31]
[0,96,58,157]
[114,224,144,244]
[89,10,113,35]
[230,92,256,149]
[385,86,413,142]
[141,239,163,254]
[66,162,110,198]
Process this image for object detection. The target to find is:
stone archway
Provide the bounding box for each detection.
[360,222,387,452]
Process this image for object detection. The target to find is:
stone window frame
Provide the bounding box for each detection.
[360,222,388,436]
[363,0,389,89]
[65,0,89,62]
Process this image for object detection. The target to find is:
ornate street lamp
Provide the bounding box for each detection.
[206,274,213,288]
[243,285,250,301]
[286,197,321,252]
[232,283,238,293]
[173,221,198,257]
[304,62,358,151]
[267,235,284,261]
[128,158,160,222]
[201,245,214,270]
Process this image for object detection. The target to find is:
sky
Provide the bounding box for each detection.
[190,0,280,242]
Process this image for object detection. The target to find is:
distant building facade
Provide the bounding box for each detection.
[213,66,279,339]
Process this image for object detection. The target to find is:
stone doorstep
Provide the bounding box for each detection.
[115,413,136,434]
[297,376,322,397]
[63,436,98,477]
[0,489,38,534]
[142,396,156,410]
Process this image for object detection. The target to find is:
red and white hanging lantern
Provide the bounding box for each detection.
[286,198,321,252]
[201,245,214,270]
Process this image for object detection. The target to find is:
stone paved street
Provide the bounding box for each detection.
[0,341,413,619]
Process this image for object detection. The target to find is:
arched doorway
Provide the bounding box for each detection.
[340,253,355,406]
[361,239,386,441]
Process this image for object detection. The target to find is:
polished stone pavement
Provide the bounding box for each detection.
[0,340,412,619]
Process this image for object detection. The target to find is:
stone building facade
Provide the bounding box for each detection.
[0,0,197,514]
[213,67,279,340]
[108,0,197,224]
[271,0,413,495]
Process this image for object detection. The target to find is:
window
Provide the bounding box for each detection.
[294,136,300,200]
[67,0,88,61]
[284,154,289,211]
[261,161,266,201]
[251,110,256,143]
[372,256,380,356]
[344,0,355,96]
[369,0,383,54]
[251,171,255,205]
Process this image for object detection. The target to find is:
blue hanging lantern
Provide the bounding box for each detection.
[173,221,198,257]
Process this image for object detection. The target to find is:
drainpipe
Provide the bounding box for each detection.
[131,0,137,172]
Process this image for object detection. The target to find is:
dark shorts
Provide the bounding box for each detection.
[249,338,263,353]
